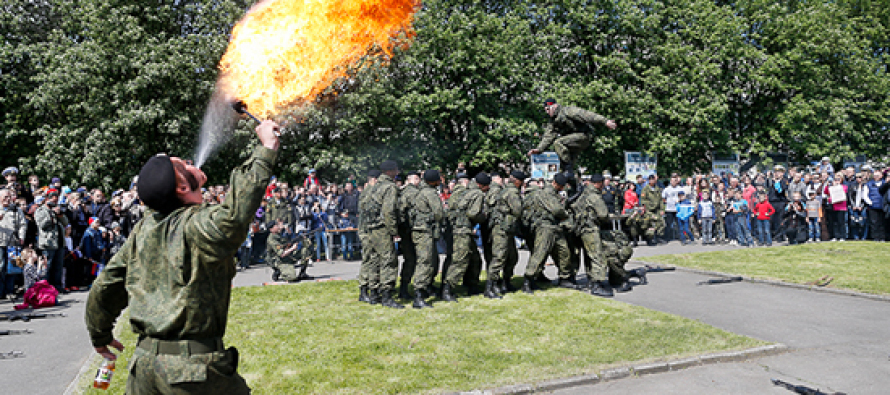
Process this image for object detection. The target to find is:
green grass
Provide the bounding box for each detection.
[82,280,764,394]
[641,241,890,295]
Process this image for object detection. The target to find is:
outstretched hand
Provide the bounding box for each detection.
[256,120,281,151]
[95,339,125,361]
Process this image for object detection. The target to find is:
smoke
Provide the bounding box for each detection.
[194,87,239,168]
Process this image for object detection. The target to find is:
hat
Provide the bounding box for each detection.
[774,164,785,171]
[137,154,182,214]
[612,176,621,181]
[46,189,60,197]
[76,187,87,193]
[111,221,121,229]
[821,157,830,162]
[678,190,686,196]
[581,174,592,181]
[380,160,399,172]
[456,172,469,180]
[62,186,72,195]
[543,98,557,106]
[308,168,316,173]
[89,217,99,226]
[862,164,873,171]
[368,169,382,178]
[475,173,492,186]
[591,174,605,183]
[602,170,612,177]
[510,170,527,181]
[51,177,61,184]
[424,170,440,183]
[553,173,568,186]
[2,167,19,177]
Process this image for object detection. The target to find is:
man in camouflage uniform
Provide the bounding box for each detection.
[266,220,312,282]
[363,160,403,309]
[357,169,380,303]
[397,171,421,300]
[266,186,294,234]
[409,170,445,308]
[571,174,616,297]
[632,175,666,245]
[85,120,281,394]
[527,98,617,179]
[442,173,489,302]
[522,174,572,294]
[440,172,469,283]
[487,170,525,297]
[480,172,503,268]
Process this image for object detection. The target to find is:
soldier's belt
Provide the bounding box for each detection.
[138,336,224,356]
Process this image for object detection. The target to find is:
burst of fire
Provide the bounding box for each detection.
[218,0,420,119]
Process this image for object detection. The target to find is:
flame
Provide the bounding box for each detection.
[218,0,419,119]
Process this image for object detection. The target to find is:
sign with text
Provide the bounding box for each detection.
[624,151,657,181]
[530,152,560,180]
[712,152,741,176]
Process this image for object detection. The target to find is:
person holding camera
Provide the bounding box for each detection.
[0,188,28,299]
[35,189,69,291]
[3,167,33,204]
[311,201,329,261]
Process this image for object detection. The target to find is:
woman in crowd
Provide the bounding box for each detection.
[849,173,870,240]
[824,173,848,241]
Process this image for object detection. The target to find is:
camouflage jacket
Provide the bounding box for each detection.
[640,184,664,213]
[85,146,277,348]
[411,183,444,234]
[537,105,609,151]
[266,199,293,227]
[35,204,68,250]
[0,205,27,247]
[357,181,377,236]
[493,183,522,235]
[266,232,297,266]
[399,183,421,232]
[527,185,568,229]
[571,186,609,233]
[373,174,399,237]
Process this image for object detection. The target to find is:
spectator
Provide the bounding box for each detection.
[338,183,360,222]
[753,192,775,246]
[849,173,869,240]
[787,172,807,201]
[711,184,728,243]
[337,210,357,260]
[676,191,695,245]
[635,174,645,196]
[35,189,68,291]
[17,247,47,292]
[728,188,754,247]
[817,157,835,176]
[602,175,618,213]
[805,190,822,242]
[824,173,848,241]
[88,189,114,228]
[80,217,106,268]
[783,192,808,245]
[294,196,312,233]
[303,169,320,189]
[311,201,329,261]
[767,166,788,241]
[623,182,639,214]
[27,175,40,195]
[870,170,889,241]
[661,173,684,241]
[0,187,28,299]
[4,166,33,203]
[697,190,715,245]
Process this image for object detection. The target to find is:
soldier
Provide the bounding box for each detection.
[266,220,313,282]
[488,170,525,297]
[397,171,421,300]
[527,98,617,180]
[357,169,381,304]
[440,172,470,282]
[363,160,403,309]
[266,186,294,234]
[410,170,445,308]
[571,174,615,297]
[638,174,666,244]
[522,174,572,294]
[442,173,489,302]
[85,120,280,394]
[480,172,503,267]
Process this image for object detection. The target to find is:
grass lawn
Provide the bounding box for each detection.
[82,280,764,394]
[641,241,890,295]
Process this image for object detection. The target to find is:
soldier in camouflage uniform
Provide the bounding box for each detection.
[571,174,615,297]
[396,171,421,300]
[441,173,489,302]
[409,170,445,308]
[357,169,380,303]
[440,172,469,283]
[522,174,572,294]
[480,172,502,268]
[266,187,294,235]
[632,174,666,245]
[85,120,281,394]
[266,220,312,282]
[527,98,617,178]
[487,170,525,297]
[363,160,404,309]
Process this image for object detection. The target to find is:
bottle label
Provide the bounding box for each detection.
[96,367,113,383]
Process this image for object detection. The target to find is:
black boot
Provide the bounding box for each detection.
[590,281,614,297]
[558,278,578,290]
[369,288,381,305]
[398,281,412,300]
[628,268,648,285]
[441,283,457,302]
[413,289,432,309]
[358,286,371,303]
[502,276,517,292]
[296,264,314,281]
[380,289,405,309]
[271,267,281,282]
[521,276,535,294]
[613,280,633,293]
[484,278,503,299]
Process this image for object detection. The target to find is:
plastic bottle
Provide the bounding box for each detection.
[93,358,115,390]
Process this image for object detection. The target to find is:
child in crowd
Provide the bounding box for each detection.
[806,190,822,242]
[753,192,775,246]
[337,210,357,260]
[729,189,754,247]
[697,190,715,245]
[16,247,47,291]
[676,191,696,245]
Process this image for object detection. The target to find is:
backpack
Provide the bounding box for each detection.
[18,280,58,309]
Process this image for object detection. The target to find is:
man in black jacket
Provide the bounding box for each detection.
[338,183,360,224]
[767,165,789,241]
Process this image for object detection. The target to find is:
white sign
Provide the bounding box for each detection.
[530,152,560,180]
[712,153,741,177]
[624,151,657,182]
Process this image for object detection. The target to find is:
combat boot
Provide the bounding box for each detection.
[521,276,535,294]
[368,288,381,305]
[590,281,614,298]
[484,279,502,299]
[413,289,432,309]
[440,283,457,302]
[398,281,412,300]
[502,275,517,292]
[296,264,314,282]
[628,268,648,285]
[271,267,281,282]
[558,278,578,290]
[613,280,633,293]
[358,286,372,303]
[380,289,405,309]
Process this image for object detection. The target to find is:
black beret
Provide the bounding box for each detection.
[553,173,568,186]
[456,172,469,180]
[368,169,382,178]
[475,172,492,186]
[591,174,605,183]
[380,160,399,172]
[510,170,527,181]
[543,98,557,106]
[138,154,182,214]
[424,170,440,183]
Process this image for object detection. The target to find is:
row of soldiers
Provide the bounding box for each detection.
[355,160,646,309]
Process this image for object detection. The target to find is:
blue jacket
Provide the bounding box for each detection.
[677,199,696,220]
[80,227,105,261]
[697,200,715,219]
[311,211,328,230]
[866,180,884,209]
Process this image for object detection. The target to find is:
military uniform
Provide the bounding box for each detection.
[357,181,377,293]
[443,183,486,299]
[571,185,610,283]
[364,174,400,299]
[537,105,610,168]
[397,183,420,298]
[266,199,294,231]
[440,183,468,281]
[489,183,522,293]
[635,184,666,242]
[523,185,571,291]
[85,146,277,394]
[266,231,310,282]
[410,183,444,298]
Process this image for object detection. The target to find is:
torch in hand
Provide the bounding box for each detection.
[232,100,280,137]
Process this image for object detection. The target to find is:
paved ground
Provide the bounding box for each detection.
[3,240,888,394]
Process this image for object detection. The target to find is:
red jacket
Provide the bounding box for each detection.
[623,189,638,212]
[754,201,775,220]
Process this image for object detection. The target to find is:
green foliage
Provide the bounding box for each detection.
[2,0,888,187]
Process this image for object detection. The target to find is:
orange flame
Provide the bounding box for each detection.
[218,0,420,119]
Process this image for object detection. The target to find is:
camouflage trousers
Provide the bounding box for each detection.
[578,231,610,282]
[126,341,249,395]
[554,133,590,166]
[627,212,665,240]
[398,228,417,288]
[489,229,517,282]
[446,231,482,288]
[270,258,299,282]
[366,228,398,291]
[411,231,438,290]
[358,232,369,287]
[524,226,572,280]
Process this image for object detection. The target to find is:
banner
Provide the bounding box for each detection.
[624,151,657,181]
[530,152,560,180]
[712,153,740,176]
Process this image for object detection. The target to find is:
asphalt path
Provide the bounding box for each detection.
[4,240,888,394]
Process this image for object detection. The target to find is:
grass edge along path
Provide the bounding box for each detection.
[641,241,890,296]
[80,280,763,394]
